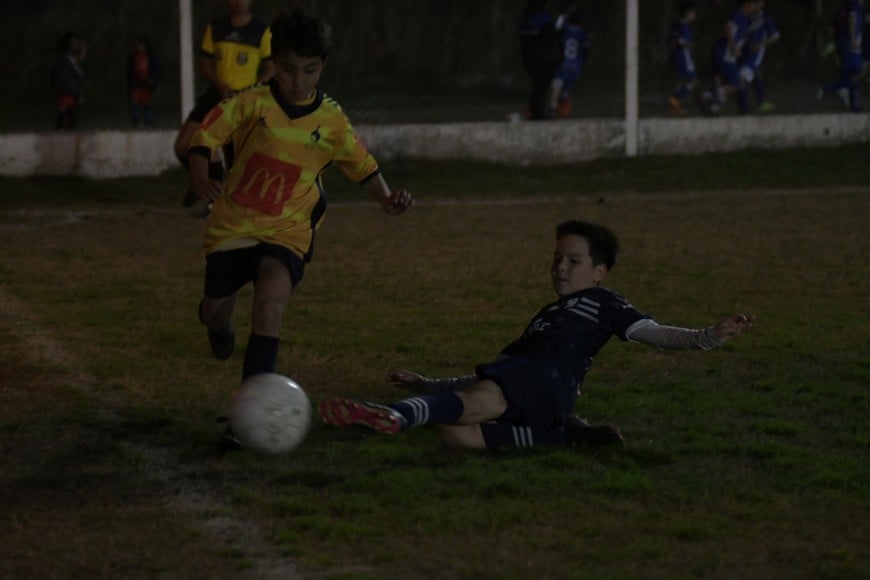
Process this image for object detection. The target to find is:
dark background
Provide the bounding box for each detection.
[0,0,846,131]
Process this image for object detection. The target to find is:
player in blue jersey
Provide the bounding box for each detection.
[701,0,761,115]
[668,1,697,116]
[546,7,590,119]
[320,220,754,451]
[740,0,780,113]
[818,0,865,112]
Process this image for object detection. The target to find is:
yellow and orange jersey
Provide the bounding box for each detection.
[190,81,379,261]
[201,16,272,91]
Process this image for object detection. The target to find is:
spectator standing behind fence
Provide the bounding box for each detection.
[700,0,760,116]
[817,0,864,112]
[175,0,275,210]
[519,0,562,120]
[740,0,780,113]
[546,6,589,119]
[50,32,86,131]
[127,36,161,128]
[668,1,696,117]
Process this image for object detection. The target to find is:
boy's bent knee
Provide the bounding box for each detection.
[440,425,486,450]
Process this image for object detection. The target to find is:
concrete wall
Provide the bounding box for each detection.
[1,114,867,178]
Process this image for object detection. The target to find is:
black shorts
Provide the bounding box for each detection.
[204,243,305,299]
[476,356,581,428]
[186,86,223,123]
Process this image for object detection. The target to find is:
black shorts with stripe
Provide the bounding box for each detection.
[204,243,305,299]
[475,356,581,428]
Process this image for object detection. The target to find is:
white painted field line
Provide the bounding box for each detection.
[0,285,307,579]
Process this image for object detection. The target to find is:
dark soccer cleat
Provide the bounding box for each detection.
[216,416,243,454]
[565,416,624,448]
[319,397,407,434]
[207,327,235,361]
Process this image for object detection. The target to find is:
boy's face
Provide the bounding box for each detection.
[551,234,608,297]
[228,0,252,16]
[273,51,325,103]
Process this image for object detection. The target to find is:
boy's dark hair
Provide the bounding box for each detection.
[556,220,619,270]
[271,10,332,59]
[678,1,695,17]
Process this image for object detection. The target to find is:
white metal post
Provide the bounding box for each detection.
[625,0,639,157]
[179,0,195,123]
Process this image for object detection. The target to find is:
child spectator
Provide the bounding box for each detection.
[519,0,562,120]
[740,0,780,113]
[817,0,864,112]
[700,0,761,115]
[668,1,697,116]
[127,36,161,128]
[320,220,753,452]
[50,32,86,131]
[546,6,590,119]
[177,0,275,209]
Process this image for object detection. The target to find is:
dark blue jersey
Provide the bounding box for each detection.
[723,9,752,63]
[500,287,651,384]
[833,1,864,57]
[669,20,693,55]
[744,12,779,69]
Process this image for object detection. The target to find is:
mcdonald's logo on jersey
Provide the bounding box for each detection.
[234,152,302,216]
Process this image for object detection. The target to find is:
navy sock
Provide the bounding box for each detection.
[736,88,749,114]
[242,334,279,379]
[849,85,861,111]
[753,77,765,104]
[479,423,566,450]
[389,392,464,427]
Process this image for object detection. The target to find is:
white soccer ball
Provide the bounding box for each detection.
[229,373,312,455]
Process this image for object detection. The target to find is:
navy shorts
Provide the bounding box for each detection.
[204,243,305,299]
[476,356,581,428]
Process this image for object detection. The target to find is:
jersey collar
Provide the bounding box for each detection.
[270,80,323,120]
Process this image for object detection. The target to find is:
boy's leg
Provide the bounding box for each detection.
[199,294,237,361]
[320,380,507,434]
[243,255,293,379]
[440,418,623,451]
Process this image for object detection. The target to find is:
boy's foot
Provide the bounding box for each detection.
[182,189,198,208]
[216,417,243,454]
[668,96,687,117]
[319,398,407,434]
[565,416,624,448]
[208,327,235,360]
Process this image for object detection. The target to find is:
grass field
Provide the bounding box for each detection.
[1,147,868,579]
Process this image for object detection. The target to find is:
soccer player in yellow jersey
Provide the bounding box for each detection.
[175,0,275,206]
[187,10,413,408]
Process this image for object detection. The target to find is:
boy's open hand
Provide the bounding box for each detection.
[191,178,224,203]
[713,313,754,340]
[382,189,413,215]
[388,369,426,391]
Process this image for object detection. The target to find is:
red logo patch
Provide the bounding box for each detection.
[233,152,302,216]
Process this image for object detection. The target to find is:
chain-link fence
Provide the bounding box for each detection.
[0,0,853,133]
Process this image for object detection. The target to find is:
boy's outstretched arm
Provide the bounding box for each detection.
[712,313,754,339]
[627,313,754,351]
[363,173,413,215]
